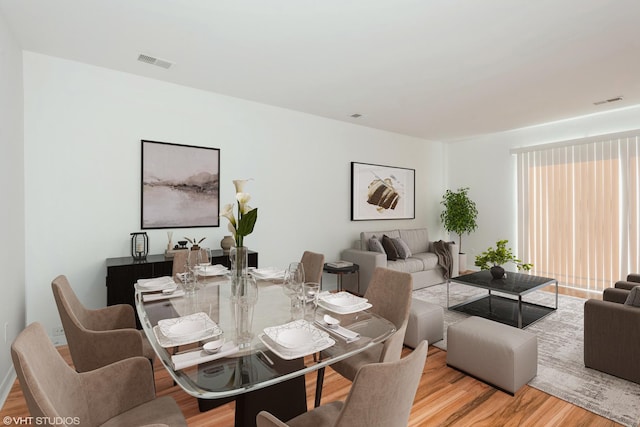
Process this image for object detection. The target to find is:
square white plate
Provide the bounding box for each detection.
[260,320,335,360]
[319,292,367,310]
[155,312,222,347]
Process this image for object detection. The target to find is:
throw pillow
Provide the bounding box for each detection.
[368,236,385,254]
[381,235,399,261]
[392,237,412,260]
[624,286,640,307]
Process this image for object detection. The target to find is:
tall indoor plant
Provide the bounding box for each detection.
[440,187,478,272]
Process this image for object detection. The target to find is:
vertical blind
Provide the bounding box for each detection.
[515,130,640,292]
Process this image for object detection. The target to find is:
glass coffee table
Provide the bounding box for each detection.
[448,270,558,328]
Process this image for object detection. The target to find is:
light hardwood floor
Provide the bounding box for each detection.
[1,287,621,426]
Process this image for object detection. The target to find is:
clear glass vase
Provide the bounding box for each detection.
[229,246,249,279]
[231,274,258,348]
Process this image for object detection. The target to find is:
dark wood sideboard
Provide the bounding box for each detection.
[106,249,258,327]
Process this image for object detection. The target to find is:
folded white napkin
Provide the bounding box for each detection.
[332,325,360,343]
[315,321,360,343]
[251,267,285,280]
[203,264,228,272]
[142,290,185,302]
[137,276,174,289]
[171,341,239,370]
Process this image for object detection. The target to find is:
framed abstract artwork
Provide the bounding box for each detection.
[141,140,220,229]
[351,162,415,221]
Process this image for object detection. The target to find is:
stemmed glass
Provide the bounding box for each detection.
[283,262,305,318]
[197,248,212,268]
[184,251,200,292]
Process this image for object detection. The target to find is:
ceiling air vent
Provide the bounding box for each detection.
[137,53,173,69]
[593,96,623,106]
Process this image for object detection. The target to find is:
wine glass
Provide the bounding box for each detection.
[185,251,200,290]
[283,262,305,316]
[197,247,212,267]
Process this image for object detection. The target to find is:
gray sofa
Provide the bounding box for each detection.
[340,228,458,295]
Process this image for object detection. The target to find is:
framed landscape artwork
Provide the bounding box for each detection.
[141,140,220,229]
[351,162,415,221]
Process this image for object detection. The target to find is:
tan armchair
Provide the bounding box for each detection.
[257,340,428,427]
[52,274,155,372]
[11,322,187,427]
[584,283,640,384]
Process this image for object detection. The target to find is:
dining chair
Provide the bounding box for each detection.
[172,248,211,281]
[11,322,187,427]
[52,274,155,372]
[313,267,413,407]
[257,340,428,427]
[301,250,325,284]
[330,267,413,380]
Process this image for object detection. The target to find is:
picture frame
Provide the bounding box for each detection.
[351,162,415,221]
[141,140,220,229]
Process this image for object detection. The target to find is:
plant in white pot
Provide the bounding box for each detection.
[474,239,533,279]
[440,187,478,273]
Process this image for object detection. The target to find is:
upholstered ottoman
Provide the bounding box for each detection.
[404,298,444,348]
[446,316,537,394]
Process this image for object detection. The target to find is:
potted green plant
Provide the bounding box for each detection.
[474,239,533,279]
[440,187,478,272]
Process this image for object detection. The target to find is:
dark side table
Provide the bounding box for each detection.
[323,263,360,294]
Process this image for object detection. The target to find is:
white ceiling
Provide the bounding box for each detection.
[2,0,639,142]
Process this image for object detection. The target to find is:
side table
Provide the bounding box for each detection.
[323,263,360,294]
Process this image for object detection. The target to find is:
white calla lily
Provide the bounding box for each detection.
[221,180,258,248]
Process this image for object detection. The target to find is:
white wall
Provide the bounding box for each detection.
[0,14,25,403]
[446,105,640,270]
[23,52,446,340]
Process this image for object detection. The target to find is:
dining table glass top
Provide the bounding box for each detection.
[135,273,396,400]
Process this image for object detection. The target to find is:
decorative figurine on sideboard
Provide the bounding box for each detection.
[185,237,206,251]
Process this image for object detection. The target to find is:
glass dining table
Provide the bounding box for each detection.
[134,273,396,427]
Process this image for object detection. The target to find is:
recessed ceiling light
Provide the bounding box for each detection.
[593,96,623,106]
[350,113,363,118]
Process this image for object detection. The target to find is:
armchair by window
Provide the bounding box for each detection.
[584,284,640,384]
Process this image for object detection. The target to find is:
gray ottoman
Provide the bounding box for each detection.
[446,316,537,394]
[404,298,444,348]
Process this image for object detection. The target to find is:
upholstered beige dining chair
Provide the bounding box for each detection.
[330,267,413,380]
[301,251,325,284]
[52,274,155,372]
[257,340,427,427]
[172,248,210,281]
[11,322,187,427]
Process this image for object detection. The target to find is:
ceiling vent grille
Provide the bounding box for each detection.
[137,53,173,69]
[593,96,623,106]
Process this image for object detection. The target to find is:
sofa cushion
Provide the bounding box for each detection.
[624,286,640,306]
[381,235,400,260]
[392,237,412,260]
[387,258,424,274]
[411,252,439,270]
[398,229,430,254]
[367,236,385,253]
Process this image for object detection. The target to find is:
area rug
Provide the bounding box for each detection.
[413,283,640,427]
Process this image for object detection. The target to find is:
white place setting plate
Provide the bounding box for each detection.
[135,276,176,292]
[259,319,335,360]
[250,267,286,280]
[154,312,223,348]
[318,292,371,314]
[317,300,372,314]
[198,264,229,276]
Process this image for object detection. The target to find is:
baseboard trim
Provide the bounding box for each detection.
[0,366,16,410]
